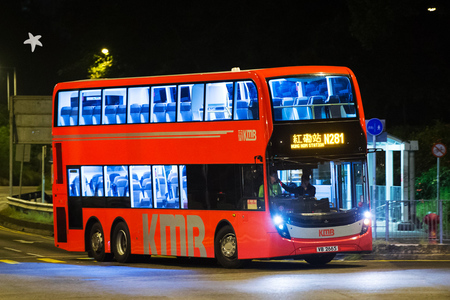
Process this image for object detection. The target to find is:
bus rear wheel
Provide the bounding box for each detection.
[304,253,336,266]
[112,222,132,263]
[215,225,245,268]
[89,222,113,262]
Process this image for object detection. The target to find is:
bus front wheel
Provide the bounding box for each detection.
[304,253,336,266]
[215,225,245,268]
[112,222,132,263]
[89,222,113,262]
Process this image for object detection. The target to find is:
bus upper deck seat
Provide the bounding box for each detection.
[235,100,249,120]
[60,106,71,125]
[294,97,311,120]
[130,104,141,123]
[180,102,192,121]
[141,104,149,122]
[105,105,118,124]
[327,95,342,118]
[70,107,79,125]
[82,106,94,125]
[281,99,294,120]
[153,103,167,122]
[117,105,126,124]
[166,102,176,122]
[309,96,325,119]
[92,106,101,124]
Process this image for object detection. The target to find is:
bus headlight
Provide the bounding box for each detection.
[361,211,371,235]
[272,215,291,239]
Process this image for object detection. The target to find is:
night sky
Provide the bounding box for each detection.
[1,0,449,128]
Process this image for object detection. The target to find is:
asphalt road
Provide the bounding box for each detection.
[1,225,450,299]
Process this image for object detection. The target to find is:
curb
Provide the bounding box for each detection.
[0,213,54,237]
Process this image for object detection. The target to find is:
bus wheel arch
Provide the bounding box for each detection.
[111,218,132,263]
[214,221,246,268]
[87,219,113,262]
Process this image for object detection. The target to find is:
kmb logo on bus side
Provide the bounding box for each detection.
[238,130,257,141]
[142,214,207,257]
[319,229,335,237]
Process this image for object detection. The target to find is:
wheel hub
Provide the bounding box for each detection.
[221,234,237,258]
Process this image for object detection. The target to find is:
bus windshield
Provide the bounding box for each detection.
[269,75,356,121]
[268,158,367,216]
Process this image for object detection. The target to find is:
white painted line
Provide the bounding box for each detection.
[4,247,22,253]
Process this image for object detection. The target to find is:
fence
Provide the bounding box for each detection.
[373,199,450,243]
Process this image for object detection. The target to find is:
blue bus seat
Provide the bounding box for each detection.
[117,105,126,124]
[105,105,117,124]
[141,104,149,123]
[130,104,141,123]
[82,106,94,125]
[60,106,71,125]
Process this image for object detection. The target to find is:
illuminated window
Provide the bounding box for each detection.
[234,81,258,120]
[205,82,233,121]
[57,91,79,126]
[128,87,150,124]
[67,169,80,196]
[80,90,102,125]
[151,86,176,123]
[269,76,356,121]
[81,166,103,196]
[102,88,127,124]
[130,165,152,208]
[104,166,129,197]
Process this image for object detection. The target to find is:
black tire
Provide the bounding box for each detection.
[89,222,113,262]
[215,225,246,268]
[304,253,336,266]
[112,222,132,263]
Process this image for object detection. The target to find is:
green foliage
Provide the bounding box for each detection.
[0,206,53,225]
[88,53,113,79]
[416,166,450,200]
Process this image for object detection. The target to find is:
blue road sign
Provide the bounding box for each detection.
[367,118,384,136]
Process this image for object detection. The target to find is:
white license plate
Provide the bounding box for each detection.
[317,246,338,253]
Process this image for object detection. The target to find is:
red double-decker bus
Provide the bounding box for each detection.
[52,66,372,268]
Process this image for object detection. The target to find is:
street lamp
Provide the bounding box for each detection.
[101,48,109,55]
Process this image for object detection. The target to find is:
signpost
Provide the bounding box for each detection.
[366,118,384,240]
[432,143,446,244]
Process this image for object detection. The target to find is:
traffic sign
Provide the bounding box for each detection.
[366,118,384,136]
[432,143,447,158]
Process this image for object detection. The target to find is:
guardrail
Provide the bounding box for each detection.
[7,191,53,214]
[373,199,449,243]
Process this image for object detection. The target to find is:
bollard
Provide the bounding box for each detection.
[423,213,439,244]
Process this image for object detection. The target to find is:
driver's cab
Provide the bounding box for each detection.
[267,158,368,218]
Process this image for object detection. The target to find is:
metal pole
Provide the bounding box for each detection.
[439,199,443,244]
[385,200,389,241]
[9,85,13,197]
[42,146,46,202]
[6,72,10,109]
[372,134,377,239]
[437,157,440,203]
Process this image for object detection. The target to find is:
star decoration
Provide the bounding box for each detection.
[23,32,43,52]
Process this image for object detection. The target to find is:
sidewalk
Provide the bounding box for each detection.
[1,186,450,260]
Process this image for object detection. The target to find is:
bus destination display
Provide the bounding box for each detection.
[291,132,345,149]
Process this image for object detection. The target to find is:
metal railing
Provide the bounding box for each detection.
[6,192,53,214]
[373,199,449,243]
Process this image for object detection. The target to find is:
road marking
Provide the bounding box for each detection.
[38,258,65,264]
[14,239,35,244]
[0,260,20,264]
[27,253,44,258]
[4,247,22,253]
